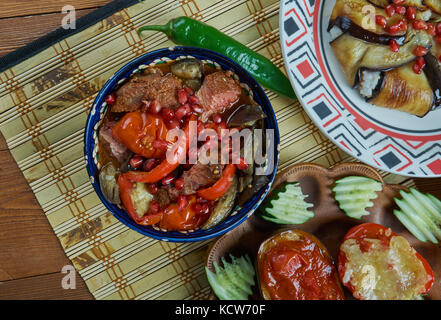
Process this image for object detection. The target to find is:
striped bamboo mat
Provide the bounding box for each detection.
[0,0,414,300]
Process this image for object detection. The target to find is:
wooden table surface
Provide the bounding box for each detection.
[0,0,440,300]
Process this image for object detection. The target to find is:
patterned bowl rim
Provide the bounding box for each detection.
[84,46,280,242]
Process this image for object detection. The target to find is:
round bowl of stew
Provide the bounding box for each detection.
[85,46,280,242]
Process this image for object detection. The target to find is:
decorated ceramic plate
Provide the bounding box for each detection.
[279,0,441,177]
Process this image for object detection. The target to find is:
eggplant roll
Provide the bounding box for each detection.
[330,32,431,86]
[369,64,434,117]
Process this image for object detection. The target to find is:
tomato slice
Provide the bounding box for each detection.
[338,223,434,297]
[112,111,170,158]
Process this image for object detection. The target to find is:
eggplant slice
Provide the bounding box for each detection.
[422,53,441,110]
[331,34,374,86]
[330,0,406,36]
[330,30,432,86]
[367,0,389,7]
[330,16,406,46]
[426,0,441,15]
[370,64,434,116]
[201,175,238,230]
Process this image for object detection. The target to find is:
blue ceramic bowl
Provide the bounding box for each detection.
[84,46,280,242]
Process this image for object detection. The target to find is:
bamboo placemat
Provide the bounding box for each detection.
[0,0,415,300]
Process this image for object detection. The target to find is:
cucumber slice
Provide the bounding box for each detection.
[394,209,428,243]
[398,191,441,240]
[260,182,314,225]
[427,194,441,211]
[333,176,382,219]
[409,188,441,224]
[205,254,255,300]
[393,189,441,244]
[395,199,438,243]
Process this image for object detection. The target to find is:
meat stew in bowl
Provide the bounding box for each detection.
[94,54,274,234]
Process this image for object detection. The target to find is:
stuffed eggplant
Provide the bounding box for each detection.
[329,0,441,116]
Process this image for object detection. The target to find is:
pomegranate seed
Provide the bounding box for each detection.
[416,56,426,68]
[188,95,199,105]
[412,20,427,30]
[178,89,188,105]
[386,23,401,34]
[385,4,395,17]
[412,62,422,74]
[166,119,180,130]
[375,15,387,28]
[413,57,426,74]
[175,105,190,120]
[398,19,407,31]
[414,46,428,57]
[426,23,436,36]
[435,35,441,44]
[236,157,249,170]
[161,174,176,186]
[212,114,222,124]
[197,121,205,135]
[105,93,116,105]
[395,5,406,16]
[153,139,168,150]
[184,86,194,95]
[406,6,416,20]
[192,104,203,113]
[161,108,175,121]
[149,100,162,114]
[436,23,441,35]
[174,178,184,190]
[143,158,157,171]
[149,201,160,213]
[193,203,203,215]
[393,0,404,4]
[147,183,158,195]
[201,203,209,214]
[129,155,144,169]
[177,195,188,211]
[389,39,400,52]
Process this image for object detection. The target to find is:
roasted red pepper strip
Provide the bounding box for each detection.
[122,115,196,183]
[117,174,162,226]
[197,164,236,201]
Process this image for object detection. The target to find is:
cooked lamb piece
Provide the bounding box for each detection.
[155,186,180,208]
[181,162,224,195]
[196,71,242,121]
[112,69,183,112]
[99,120,131,162]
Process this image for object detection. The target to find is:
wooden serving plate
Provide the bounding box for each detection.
[206,162,441,300]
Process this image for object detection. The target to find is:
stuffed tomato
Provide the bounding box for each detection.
[338,223,434,300]
[257,229,345,300]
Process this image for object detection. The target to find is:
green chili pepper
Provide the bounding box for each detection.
[138,16,296,100]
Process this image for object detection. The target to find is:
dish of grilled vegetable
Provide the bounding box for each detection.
[205,163,441,300]
[329,0,441,116]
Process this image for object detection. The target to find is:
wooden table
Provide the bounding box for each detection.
[0,0,440,300]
